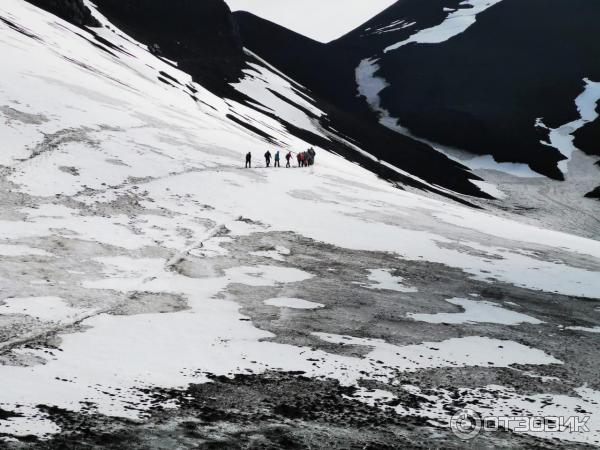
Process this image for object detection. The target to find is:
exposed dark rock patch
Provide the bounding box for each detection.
[585,186,600,199]
[0,407,22,420]
[0,106,48,125]
[58,166,80,176]
[573,102,600,157]
[158,71,182,86]
[226,113,279,145]
[0,16,42,41]
[5,372,585,449]
[25,127,98,161]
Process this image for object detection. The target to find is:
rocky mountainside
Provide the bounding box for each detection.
[24,0,99,27]
[232,12,489,200]
[575,100,600,157]
[234,0,600,187]
[91,0,245,95]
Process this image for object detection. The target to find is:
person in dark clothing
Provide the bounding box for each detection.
[264,150,272,167]
[297,152,302,167]
[307,147,316,166]
[285,151,292,167]
[245,152,251,168]
[274,150,281,167]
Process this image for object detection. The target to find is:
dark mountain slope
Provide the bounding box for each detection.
[92,0,244,95]
[234,0,468,108]
[234,12,361,116]
[586,186,600,199]
[234,12,487,199]
[25,0,99,27]
[574,102,600,157]
[236,0,600,183]
[373,0,600,180]
[330,0,464,56]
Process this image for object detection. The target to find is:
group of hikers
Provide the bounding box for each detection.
[245,148,316,168]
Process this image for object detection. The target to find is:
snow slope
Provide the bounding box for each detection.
[384,0,503,52]
[1,0,599,445]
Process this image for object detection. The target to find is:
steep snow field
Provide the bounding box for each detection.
[384,0,504,52]
[1,0,599,445]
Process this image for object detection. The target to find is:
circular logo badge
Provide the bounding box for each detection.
[450,408,483,440]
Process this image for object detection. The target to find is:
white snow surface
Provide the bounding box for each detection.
[0,297,86,323]
[313,334,560,370]
[250,245,291,262]
[365,269,418,293]
[264,298,324,310]
[356,58,397,133]
[385,0,504,52]
[470,180,507,200]
[565,326,600,334]
[0,244,51,256]
[0,0,599,443]
[408,298,543,325]
[232,51,328,140]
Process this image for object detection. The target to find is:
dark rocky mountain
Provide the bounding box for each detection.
[574,101,600,157]
[585,186,600,199]
[235,0,600,182]
[233,13,487,201]
[23,0,244,94]
[364,0,600,180]
[91,0,244,96]
[25,0,99,27]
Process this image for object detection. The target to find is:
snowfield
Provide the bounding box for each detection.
[0,0,599,446]
[384,0,504,52]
